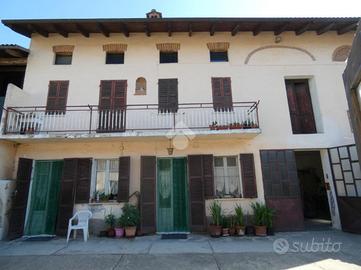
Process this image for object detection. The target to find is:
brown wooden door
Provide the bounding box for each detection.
[158,79,178,113]
[285,80,316,134]
[211,77,233,112]
[260,150,304,231]
[98,80,127,132]
[7,158,33,239]
[140,156,156,234]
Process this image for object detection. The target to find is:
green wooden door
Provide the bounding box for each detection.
[157,158,188,233]
[25,161,63,236]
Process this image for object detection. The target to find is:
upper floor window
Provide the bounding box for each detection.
[158,78,178,113]
[53,45,74,65]
[156,43,180,64]
[54,52,72,65]
[46,80,69,114]
[160,51,178,63]
[210,51,228,62]
[211,77,233,112]
[214,156,241,198]
[106,52,124,64]
[285,79,317,134]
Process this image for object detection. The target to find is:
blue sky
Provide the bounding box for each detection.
[1,0,360,47]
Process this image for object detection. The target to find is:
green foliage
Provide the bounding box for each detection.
[222,215,229,228]
[104,213,116,228]
[116,215,127,228]
[209,201,222,226]
[122,203,140,227]
[234,204,244,226]
[251,202,275,227]
[229,215,236,227]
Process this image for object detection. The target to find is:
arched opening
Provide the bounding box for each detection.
[135,77,147,95]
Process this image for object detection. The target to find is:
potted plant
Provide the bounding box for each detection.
[114,215,126,238]
[208,201,222,237]
[229,215,236,236]
[251,202,268,236]
[122,203,140,238]
[265,206,275,235]
[104,213,116,237]
[209,121,218,130]
[234,204,245,236]
[222,216,230,236]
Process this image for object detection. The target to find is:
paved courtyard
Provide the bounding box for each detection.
[0,230,360,269]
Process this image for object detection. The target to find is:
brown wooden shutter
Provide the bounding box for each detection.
[140,156,156,234]
[118,156,130,202]
[74,158,92,203]
[7,158,33,239]
[202,155,215,199]
[212,77,233,112]
[158,78,178,113]
[239,154,258,198]
[46,80,69,113]
[188,155,206,232]
[56,158,77,236]
[285,80,316,134]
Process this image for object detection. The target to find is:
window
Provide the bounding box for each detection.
[160,51,178,63]
[210,51,228,62]
[135,77,147,95]
[285,79,317,134]
[95,159,119,200]
[106,52,124,64]
[54,52,72,65]
[211,77,233,111]
[158,78,178,113]
[214,156,241,198]
[46,80,69,114]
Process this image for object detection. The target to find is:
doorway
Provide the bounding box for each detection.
[24,160,63,236]
[156,157,189,233]
[295,151,331,230]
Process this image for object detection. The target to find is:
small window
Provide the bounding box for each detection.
[160,51,178,63]
[106,52,124,64]
[54,53,72,65]
[94,159,119,200]
[135,77,147,95]
[210,51,228,62]
[214,156,241,198]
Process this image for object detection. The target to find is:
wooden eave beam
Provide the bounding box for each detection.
[188,23,192,37]
[145,23,151,37]
[337,22,358,35]
[29,24,48,37]
[317,22,336,35]
[76,23,89,38]
[231,24,240,36]
[53,24,68,38]
[168,23,172,37]
[295,22,312,36]
[4,49,24,58]
[0,58,27,65]
[210,23,216,36]
[121,23,129,37]
[274,23,289,36]
[252,24,262,36]
[97,22,110,37]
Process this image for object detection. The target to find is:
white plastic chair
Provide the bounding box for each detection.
[66,210,92,243]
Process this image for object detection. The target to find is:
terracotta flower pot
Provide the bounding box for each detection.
[254,225,267,236]
[125,226,137,238]
[114,227,124,238]
[209,225,222,237]
[229,227,236,236]
[107,228,115,237]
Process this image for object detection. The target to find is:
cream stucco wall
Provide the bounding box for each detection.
[1,30,356,231]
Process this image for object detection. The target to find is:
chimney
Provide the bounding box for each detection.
[146,9,162,19]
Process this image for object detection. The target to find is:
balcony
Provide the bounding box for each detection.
[1,101,261,140]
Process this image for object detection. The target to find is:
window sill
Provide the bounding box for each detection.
[88,201,121,206]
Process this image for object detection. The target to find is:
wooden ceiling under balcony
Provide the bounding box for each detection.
[2,17,359,38]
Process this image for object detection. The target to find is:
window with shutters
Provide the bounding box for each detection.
[46,81,69,114]
[214,156,241,198]
[158,78,178,113]
[93,159,119,201]
[211,77,233,112]
[54,52,72,65]
[106,52,124,64]
[285,79,317,134]
[160,51,178,63]
[210,51,228,62]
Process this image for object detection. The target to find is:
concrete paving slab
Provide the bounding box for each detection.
[209,236,275,253]
[0,254,121,270]
[0,239,66,256]
[115,254,219,270]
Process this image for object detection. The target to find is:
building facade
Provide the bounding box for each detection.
[1,14,360,238]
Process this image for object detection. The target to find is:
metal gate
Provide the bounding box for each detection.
[328,144,361,234]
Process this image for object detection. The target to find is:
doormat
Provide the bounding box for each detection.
[161,233,188,239]
[23,236,55,241]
